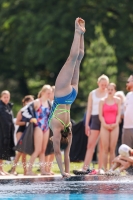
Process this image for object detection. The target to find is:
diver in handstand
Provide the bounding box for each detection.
[49,17,85,178]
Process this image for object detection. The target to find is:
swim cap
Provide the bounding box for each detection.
[118,144,131,157]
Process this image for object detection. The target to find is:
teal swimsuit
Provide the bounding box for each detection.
[48,88,77,131]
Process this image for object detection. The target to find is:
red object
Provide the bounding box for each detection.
[89,169,97,175]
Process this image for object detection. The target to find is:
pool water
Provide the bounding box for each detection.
[0,176,133,200]
[1,194,133,200]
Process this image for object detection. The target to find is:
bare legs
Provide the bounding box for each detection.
[10,131,27,175]
[52,128,72,176]
[39,129,49,175]
[106,156,131,175]
[52,127,64,175]
[100,125,119,171]
[71,34,84,90]
[51,18,85,177]
[0,160,9,175]
[97,139,103,169]
[26,127,49,175]
[82,130,100,170]
[109,126,119,167]
[10,152,26,175]
[55,18,85,96]
[100,127,110,171]
[44,154,55,174]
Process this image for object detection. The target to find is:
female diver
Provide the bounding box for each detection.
[49,17,85,178]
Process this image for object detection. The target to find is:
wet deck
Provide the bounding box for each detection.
[0,173,132,182]
[0,174,133,196]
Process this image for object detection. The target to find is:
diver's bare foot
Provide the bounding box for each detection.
[79,18,86,33]
[75,17,85,34]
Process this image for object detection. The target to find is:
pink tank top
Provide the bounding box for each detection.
[103,102,118,124]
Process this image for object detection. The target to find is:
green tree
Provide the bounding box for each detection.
[0,0,133,119]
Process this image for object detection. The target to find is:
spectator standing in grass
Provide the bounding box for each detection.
[44,86,55,175]
[22,85,52,175]
[115,91,126,155]
[99,83,121,172]
[0,90,15,175]
[122,75,133,149]
[73,74,109,175]
[10,95,34,175]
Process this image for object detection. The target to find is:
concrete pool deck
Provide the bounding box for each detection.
[1,174,133,196]
[0,173,133,182]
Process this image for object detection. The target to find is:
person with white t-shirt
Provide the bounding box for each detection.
[122,75,133,148]
[73,74,109,175]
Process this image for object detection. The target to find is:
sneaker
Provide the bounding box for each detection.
[97,169,105,175]
[113,169,120,176]
[88,169,98,175]
[105,169,120,176]
[73,169,88,175]
[86,168,92,173]
[105,169,114,176]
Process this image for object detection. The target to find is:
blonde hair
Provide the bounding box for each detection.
[108,82,116,90]
[115,91,126,104]
[1,90,10,97]
[38,84,52,98]
[97,74,109,83]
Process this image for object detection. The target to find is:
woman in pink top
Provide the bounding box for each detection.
[99,83,121,171]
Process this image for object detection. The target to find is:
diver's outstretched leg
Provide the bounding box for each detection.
[55,18,85,97]
[71,33,84,92]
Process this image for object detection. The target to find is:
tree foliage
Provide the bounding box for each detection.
[0,0,133,119]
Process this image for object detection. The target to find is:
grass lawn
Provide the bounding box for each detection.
[3,156,98,175]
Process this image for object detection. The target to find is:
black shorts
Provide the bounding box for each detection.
[16,125,26,133]
[90,115,101,131]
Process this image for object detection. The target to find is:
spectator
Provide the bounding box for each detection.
[10,95,34,175]
[99,83,121,171]
[22,85,52,175]
[13,118,18,146]
[106,144,133,175]
[115,91,126,155]
[122,75,133,148]
[44,86,55,175]
[73,74,109,175]
[0,90,15,175]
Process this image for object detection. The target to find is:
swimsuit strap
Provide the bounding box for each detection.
[53,107,71,131]
[50,105,71,131]
[39,98,42,105]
